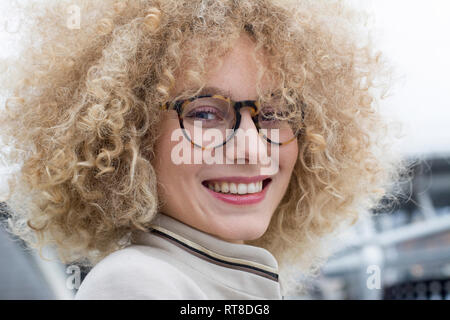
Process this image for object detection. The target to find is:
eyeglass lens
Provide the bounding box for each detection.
[180,96,298,148]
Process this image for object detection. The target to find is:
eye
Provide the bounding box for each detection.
[185,106,224,122]
[182,96,232,125]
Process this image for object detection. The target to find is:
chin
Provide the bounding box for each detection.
[213,217,270,242]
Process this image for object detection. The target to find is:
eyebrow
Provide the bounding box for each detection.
[197,86,278,101]
[198,86,234,99]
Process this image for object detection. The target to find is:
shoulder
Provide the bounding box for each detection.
[75,245,206,299]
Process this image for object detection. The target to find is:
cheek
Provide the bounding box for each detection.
[152,120,182,188]
[152,121,172,172]
[280,140,299,173]
[152,119,200,191]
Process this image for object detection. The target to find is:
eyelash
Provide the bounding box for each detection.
[186,106,222,118]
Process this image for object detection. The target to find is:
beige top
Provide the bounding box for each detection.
[75,212,283,299]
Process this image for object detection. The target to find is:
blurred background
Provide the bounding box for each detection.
[295,0,450,300]
[1,0,449,299]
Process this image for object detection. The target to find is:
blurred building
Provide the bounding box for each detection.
[0,202,74,299]
[304,155,450,300]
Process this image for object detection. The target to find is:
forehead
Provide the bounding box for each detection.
[173,33,278,100]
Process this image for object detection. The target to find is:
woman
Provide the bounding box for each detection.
[0,0,404,299]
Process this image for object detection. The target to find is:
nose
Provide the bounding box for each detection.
[239,107,258,131]
[225,107,268,165]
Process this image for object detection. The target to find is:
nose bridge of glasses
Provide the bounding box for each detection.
[234,101,263,138]
[235,100,260,119]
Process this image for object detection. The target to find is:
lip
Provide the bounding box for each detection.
[202,175,271,184]
[201,178,272,205]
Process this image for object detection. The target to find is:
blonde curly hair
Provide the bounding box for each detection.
[0,0,405,287]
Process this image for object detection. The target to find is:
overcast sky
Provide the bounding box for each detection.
[0,0,449,158]
[353,0,450,157]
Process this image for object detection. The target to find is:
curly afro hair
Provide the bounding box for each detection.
[0,0,406,290]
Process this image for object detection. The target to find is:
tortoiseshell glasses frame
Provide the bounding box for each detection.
[161,93,304,150]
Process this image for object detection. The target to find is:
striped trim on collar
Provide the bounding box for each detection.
[149,225,279,282]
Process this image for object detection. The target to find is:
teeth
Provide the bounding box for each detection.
[230,182,237,194]
[237,183,247,194]
[247,182,256,193]
[221,182,229,193]
[206,180,265,195]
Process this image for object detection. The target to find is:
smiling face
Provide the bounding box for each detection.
[152,33,299,244]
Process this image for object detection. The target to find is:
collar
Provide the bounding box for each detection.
[133,212,279,283]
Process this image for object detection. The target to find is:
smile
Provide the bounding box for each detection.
[201,177,272,205]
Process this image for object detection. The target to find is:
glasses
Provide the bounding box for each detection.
[161,93,304,150]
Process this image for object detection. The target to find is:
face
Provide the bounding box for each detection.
[152,33,298,244]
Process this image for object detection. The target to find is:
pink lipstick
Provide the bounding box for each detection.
[201,177,272,205]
